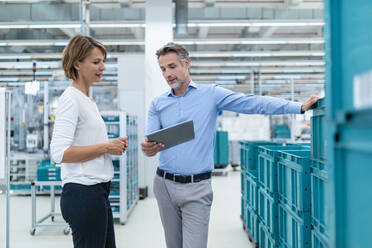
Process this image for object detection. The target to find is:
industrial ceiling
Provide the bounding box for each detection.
[0,0,324,101]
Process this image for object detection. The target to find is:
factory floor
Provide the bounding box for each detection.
[0,167,253,248]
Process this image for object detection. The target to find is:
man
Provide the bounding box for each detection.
[141,42,318,248]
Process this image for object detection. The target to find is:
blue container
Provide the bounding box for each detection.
[258,187,278,236]
[246,204,260,244]
[273,125,291,139]
[10,184,31,191]
[277,150,312,214]
[259,222,277,248]
[311,98,326,162]
[240,142,248,171]
[239,141,279,173]
[311,160,329,241]
[214,131,229,166]
[241,197,247,226]
[258,145,310,193]
[312,227,329,248]
[246,170,258,212]
[241,172,247,199]
[37,162,62,181]
[324,1,372,246]
[278,203,311,248]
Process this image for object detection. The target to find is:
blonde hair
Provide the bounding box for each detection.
[62,35,107,80]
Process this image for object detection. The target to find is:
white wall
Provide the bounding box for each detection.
[219,114,271,141]
[118,55,146,190]
[117,0,173,197]
[143,0,173,197]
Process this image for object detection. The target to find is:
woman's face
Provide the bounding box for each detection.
[76,47,106,84]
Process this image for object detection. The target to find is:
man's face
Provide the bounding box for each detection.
[158,52,190,90]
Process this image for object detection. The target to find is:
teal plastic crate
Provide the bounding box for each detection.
[312,227,329,248]
[311,98,326,162]
[241,172,247,199]
[37,162,61,181]
[258,145,310,193]
[273,125,291,139]
[241,196,247,225]
[277,150,312,214]
[10,184,31,191]
[311,160,329,240]
[258,187,278,236]
[102,115,120,122]
[240,142,247,171]
[324,1,372,245]
[259,222,278,248]
[39,160,53,168]
[214,131,229,166]
[246,170,258,212]
[239,141,279,173]
[246,204,260,244]
[278,203,311,248]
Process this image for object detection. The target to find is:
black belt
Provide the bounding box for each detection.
[156,168,211,184]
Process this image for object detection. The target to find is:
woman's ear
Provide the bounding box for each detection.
[74,61,80,71]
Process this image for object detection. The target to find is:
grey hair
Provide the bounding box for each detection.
[156,42,189,64]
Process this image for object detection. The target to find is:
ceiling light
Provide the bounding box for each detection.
[29,24,81,29]
[0,55,32,59]
[187,20,324,28]
[178,39,324,45]
[102,41,144,45]
[0,77,19,82]
[240,40,288,45]
[53,42,68,46]
[89,23,145,28]
[8,42,54,46]
[215,81,237,85]
[0,25,27,29]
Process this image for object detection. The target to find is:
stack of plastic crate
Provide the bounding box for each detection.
[310,98,329,247]
[37,160,61,182]
[277,150,312,248]
[240,141,280,246]
[257,144,310,248]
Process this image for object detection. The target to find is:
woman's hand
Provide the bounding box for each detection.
[106,137,128,155]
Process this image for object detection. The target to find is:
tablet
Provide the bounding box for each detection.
[147,120,195,150]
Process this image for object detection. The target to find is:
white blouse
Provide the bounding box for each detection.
[50,86,113,186]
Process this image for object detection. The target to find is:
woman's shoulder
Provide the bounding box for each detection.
[58,87,79,106]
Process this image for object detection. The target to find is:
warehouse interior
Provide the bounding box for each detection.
[1,0,372,248]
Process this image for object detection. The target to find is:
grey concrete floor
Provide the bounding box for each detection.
[0,167,253,248]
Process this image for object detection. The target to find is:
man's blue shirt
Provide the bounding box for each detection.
[146,81,302,175]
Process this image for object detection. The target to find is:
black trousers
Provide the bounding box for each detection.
[60,182,116,248]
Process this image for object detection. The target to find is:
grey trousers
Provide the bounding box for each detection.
[153,174,214,248]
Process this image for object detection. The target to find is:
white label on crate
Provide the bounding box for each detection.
[354,70,372,108]
[0,88,6,180]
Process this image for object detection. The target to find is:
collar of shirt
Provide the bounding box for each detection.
[167,80,198,97]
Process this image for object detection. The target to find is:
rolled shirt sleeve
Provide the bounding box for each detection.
[213,85,302,115]
[50,95,78,163]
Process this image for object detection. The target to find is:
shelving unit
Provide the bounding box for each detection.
[101,110,139,225]
[9,152,49,194]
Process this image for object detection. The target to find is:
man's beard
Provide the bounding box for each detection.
[169,79,184,89]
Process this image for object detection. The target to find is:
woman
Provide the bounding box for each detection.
[51,35,127,248]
